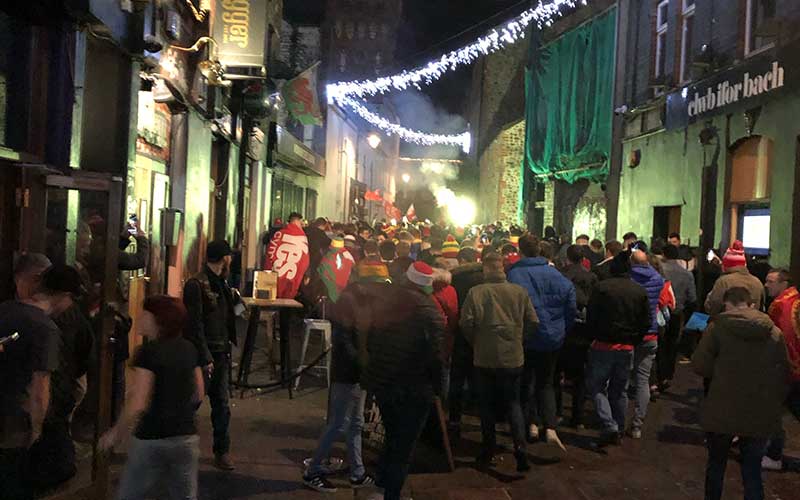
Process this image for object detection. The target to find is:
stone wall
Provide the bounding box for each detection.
[479,120,525,225]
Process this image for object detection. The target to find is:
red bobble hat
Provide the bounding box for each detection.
[406,261,434,289]
[722,240,747,271]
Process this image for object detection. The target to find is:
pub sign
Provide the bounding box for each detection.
[211,0,267,68]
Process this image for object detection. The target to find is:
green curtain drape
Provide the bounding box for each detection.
[524,8,616,183]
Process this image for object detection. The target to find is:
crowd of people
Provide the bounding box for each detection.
[1,213,798,500]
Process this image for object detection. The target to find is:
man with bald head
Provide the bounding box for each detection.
[628,243,664,439]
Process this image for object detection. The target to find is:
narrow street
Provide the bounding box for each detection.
[176,364,799,500]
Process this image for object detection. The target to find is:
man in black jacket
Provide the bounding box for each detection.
[559,245,598,428]
[363,262,445,500]
[183,240,237,471]
[585,251,651,444]
[302,275,388,493]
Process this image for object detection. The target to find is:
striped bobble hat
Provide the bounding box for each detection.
[442,235,460,258]
[407,261,434,293]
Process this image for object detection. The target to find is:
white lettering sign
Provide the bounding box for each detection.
[687,61,785,118]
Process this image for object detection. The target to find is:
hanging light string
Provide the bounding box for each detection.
[327,0,588,101]
[337,95,472,152]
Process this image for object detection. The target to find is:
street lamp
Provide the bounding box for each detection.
[401,173,411,184]
[367,133,381,149]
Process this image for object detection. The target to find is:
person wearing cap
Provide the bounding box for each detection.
[1,264,83,500]
[183,240,237,471]
[704,240,765,317]
[362,261,445,500]
[14,254,95,490]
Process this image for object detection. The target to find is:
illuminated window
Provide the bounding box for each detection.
[679,0,695,83]
[745,0,776,56]
[654,0,669,79]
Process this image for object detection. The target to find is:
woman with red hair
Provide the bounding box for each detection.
[100,295,204,500]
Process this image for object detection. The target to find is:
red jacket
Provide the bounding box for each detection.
[432,268,459,363]
[768,286,800,382]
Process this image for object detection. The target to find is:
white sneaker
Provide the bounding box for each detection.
[762,456,783,471]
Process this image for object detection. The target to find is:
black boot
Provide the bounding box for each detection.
[514,449,531,473]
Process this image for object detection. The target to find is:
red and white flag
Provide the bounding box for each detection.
[266,224,310,299]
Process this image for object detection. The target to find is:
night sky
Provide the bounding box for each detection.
[285,0,526,115]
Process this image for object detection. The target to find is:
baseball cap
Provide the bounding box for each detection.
[42,264,86,297]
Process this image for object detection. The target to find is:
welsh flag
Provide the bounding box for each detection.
[318,247,355,303]
[282,63,323,126]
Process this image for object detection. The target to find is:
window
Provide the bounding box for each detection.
[654,0,669,80]
[745,0,776,56]
[679,0,695,83]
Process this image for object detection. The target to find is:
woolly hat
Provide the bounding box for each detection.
[442,235,460,259]
[407,261,434,291]
[331,237,345,249]
[356,258,391,283]
[207,240,232,263]
[722,240,746,271]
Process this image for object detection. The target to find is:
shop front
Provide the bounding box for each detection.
[618,39,800,272]
[270,125,324,223]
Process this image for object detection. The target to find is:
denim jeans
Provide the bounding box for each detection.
[206,351,231,456]
[765,382,800,460]
[475,367,526,456]
[631,340,658,429]
[521,349,560,430]
[376,391,430,500]
[586,348,633,433]
[307,383,367,480]
[116,435,200,500]
[705,433,767,500]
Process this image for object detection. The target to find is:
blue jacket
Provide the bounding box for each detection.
[507,257,576,352]
[630,264,665,334]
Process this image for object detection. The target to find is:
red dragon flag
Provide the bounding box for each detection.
[266,224,310,299]
[282,62,323,126]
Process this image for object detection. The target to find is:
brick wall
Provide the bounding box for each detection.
[479,120,525,225]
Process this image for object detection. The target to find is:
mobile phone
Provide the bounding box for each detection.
[706,250,715,262]
[0,332,20,347]
[127,214,138,234]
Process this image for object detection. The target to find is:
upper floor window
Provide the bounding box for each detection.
[654,0,669,80]
[679,0,696,83]
[745,0,776,56]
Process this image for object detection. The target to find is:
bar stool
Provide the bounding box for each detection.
[295,319,332,389]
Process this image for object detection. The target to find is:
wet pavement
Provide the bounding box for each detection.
[170,361,800,500]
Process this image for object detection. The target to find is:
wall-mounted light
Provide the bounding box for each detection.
[367,133,381,149]
[401,173,411,184]
[170,37,230,87]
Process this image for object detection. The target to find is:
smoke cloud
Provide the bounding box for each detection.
[389,90,467,160]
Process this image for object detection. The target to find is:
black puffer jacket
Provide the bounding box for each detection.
[362,283,445,399]
[562,263,598,311]
[587,275,651,346]
[451,263,484,307]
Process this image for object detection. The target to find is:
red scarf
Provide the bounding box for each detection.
[266,224,310,299]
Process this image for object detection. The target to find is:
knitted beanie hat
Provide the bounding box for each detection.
[722,240,746,271]
[356,258,391,283]
[331,237,345,249]
[407,261,434,289]
[442,235,460,258]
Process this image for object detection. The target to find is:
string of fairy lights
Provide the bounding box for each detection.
[326,0,590,152]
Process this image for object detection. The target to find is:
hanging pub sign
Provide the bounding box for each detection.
[211,0,267,70]
[665,41,799,131]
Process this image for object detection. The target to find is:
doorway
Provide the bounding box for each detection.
[17,167,122,500]
[652,205,682,243]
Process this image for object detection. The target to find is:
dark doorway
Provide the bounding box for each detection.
[652,205,682,242]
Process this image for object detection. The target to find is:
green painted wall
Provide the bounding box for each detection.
[618,91,800,267]
[183,112,213,278]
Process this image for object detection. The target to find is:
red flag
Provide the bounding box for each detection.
[266,224,310,299]
[318,247,355,302]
